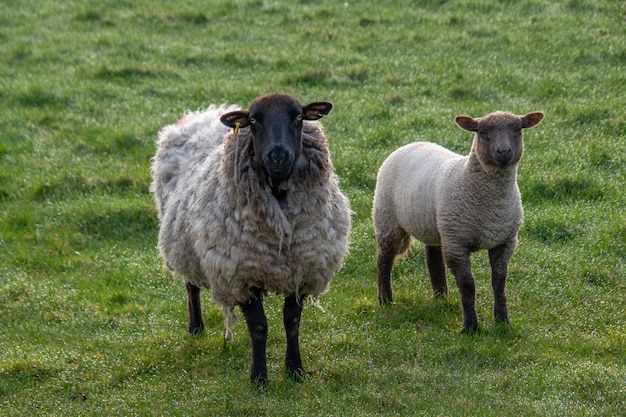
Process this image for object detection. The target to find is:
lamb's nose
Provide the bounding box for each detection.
[497,147,512,156]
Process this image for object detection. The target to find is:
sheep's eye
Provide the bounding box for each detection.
[295,114,303,121]
[249,118,257,125]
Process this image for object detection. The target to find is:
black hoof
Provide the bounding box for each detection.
[378,295,393,305]
[188,324,204,335]
[286,367,307,383]
[461,323,479,335]
[494,313,509,324]
[432,289,448,298]
[251,373,268,387]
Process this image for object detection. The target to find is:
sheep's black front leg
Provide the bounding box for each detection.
[240,288,268,385]
[443,247,478,333]
[186,282,204,334]
[284,293,305,380]
[425,245,448,296]
[489,241,515,324]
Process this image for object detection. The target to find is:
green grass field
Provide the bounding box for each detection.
[1,0,624,415]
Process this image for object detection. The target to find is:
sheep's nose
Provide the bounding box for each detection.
[269,147,288,164]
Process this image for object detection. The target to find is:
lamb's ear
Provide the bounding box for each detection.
[455,115,478,132]
[220,110,251,128]
[302,102,333,120]
[521,112,544,129]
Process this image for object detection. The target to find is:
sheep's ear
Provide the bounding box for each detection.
[220,110,251,128]
[302,102,333,120]
[455,115,478,132]
[521,112,544,129]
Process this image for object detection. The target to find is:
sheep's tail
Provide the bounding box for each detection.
[222,305,237,342]
[307,296,326,313]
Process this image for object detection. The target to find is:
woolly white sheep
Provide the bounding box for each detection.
[151,93,351,384]
[373,110,544,332]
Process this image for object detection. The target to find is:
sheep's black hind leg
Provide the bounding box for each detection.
[425,245,448,296]
[186,282,204,334]
[240,288,268,385]
[489,241,515,324]
[284,293,305,380]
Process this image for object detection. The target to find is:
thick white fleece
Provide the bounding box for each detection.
[151,105,351,336]
[373,141,522,256]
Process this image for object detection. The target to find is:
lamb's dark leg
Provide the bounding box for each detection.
[283,293,306,380]
[443,247,478,333]
[377,249,395,304]
[489,241,515,324]
[240,288,268,385]
[376,234,411,305]
[186,282,204,334]
[425,245,448,296]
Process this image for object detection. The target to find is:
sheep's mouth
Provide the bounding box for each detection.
[263,152,295,181]
[490,149,519,167]
[266,163,294,181]
[491,146,522,168]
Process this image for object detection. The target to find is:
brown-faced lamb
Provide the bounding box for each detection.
[151,93,351,384]
[372,110,544,332]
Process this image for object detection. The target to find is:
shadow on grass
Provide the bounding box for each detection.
[377,296,459,327]
[33,174,146,202]
[0,359,62,399]
[526,178,605,204]
[522,219,581,244]
[78,205,158,243]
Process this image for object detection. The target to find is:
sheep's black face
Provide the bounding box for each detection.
[249,97,304,183]
[220,93,333,193]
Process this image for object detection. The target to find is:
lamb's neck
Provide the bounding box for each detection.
[465,153,518,186]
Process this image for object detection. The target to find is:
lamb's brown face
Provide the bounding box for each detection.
[475,114,524,168]
[455,111,544,170]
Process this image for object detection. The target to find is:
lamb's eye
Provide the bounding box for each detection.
[295,114,303,121]
[249,118,257,125]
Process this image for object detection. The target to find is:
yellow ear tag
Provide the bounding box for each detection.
[233,122,240,136]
